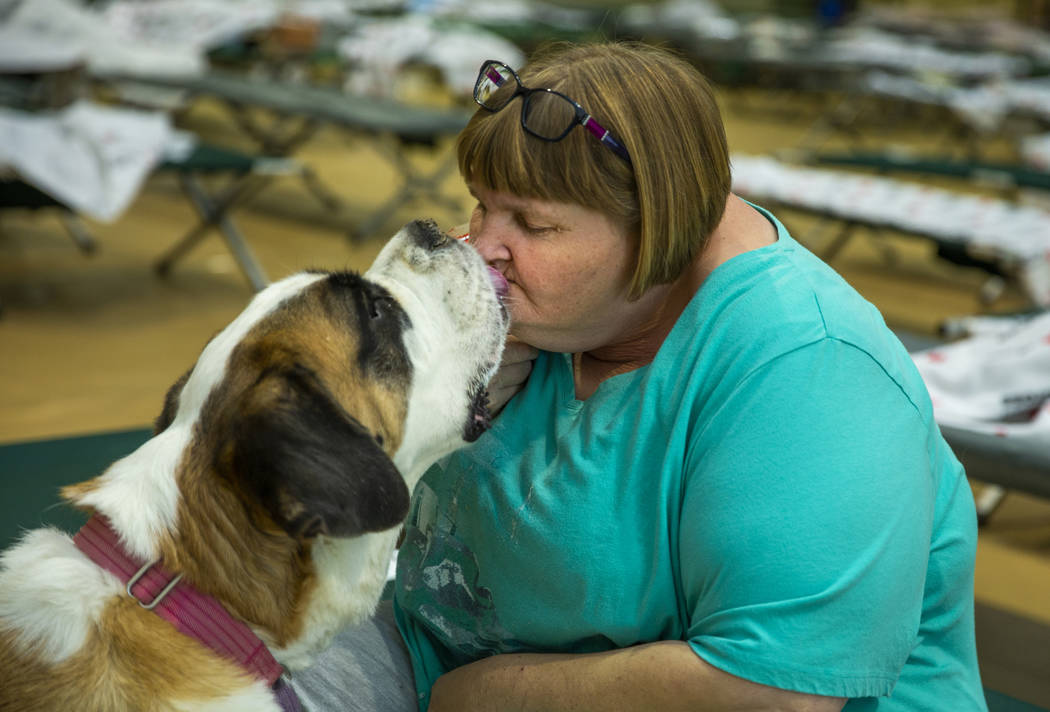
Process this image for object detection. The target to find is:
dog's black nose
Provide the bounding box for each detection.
[406,219,449,251]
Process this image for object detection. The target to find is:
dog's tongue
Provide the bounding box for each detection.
[487,266,509,298]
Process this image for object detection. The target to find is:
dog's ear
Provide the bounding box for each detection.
[154,368,192,435]
[64,366,194,510]
[229,367,410,539]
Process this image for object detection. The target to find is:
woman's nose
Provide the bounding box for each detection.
[468,221,511,264]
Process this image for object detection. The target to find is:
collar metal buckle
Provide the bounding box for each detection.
[126,560,183,610]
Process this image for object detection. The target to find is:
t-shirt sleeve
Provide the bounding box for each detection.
[680,337,935,699]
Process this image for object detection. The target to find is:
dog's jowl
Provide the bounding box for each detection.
[0,220,508,712]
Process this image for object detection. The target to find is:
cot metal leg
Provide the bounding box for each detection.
[867,227,899,266]
[348,139,461,241]
[820,221,859,262]
[975,485,1008,526]
[795,96,866,154]
[155,174,271,292]
[60,211,98,254]
[225,105,342,212]
[978,276,1007,305]
[299,163,343,212]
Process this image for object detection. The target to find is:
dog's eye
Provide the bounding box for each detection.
[369,296,394,320]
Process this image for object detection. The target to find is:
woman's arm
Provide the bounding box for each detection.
[428,640,846,712]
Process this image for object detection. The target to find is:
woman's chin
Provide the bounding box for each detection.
[509,325,570,354]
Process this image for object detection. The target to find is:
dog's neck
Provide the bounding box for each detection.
[73,515,287,686]
[157,468,315,651]
[67,456,385,671]
[63,383,457,670]
[267,457,438,669]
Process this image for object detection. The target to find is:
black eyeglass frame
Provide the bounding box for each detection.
[473,59,631,164]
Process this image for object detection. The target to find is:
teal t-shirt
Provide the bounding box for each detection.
[393,208,987,711]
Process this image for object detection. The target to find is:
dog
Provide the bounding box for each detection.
[0,219,509,711]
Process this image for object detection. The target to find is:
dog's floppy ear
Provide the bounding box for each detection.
[154,368,192,434]
[229,367,409,539]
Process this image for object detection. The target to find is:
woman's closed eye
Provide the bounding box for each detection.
[517,214,553,235]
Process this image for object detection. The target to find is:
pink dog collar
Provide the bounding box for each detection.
[74,516,299,709]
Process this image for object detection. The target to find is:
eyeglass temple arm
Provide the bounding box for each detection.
[581,115,631,163]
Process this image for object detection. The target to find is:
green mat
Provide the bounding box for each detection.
[988,689,1050,712]
[0,428,151,551]
[0,428,1045,711]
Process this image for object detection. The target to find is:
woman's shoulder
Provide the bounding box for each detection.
[671,236,903,378]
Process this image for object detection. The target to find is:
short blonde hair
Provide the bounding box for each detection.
[457,41,731,300]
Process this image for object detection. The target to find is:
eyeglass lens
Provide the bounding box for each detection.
[522,93,578,141]
[475,63,517,110]
[475,63,578,141]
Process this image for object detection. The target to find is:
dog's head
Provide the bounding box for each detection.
[62,220,508,658]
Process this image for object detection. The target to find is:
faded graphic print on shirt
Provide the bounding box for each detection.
[397,478,525,665]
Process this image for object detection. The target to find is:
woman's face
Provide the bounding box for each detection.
[466,183,641,353]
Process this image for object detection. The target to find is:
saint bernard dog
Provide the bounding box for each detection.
[0,220,509,711]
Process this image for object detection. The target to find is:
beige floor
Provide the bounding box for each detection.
[1,88,1049,670]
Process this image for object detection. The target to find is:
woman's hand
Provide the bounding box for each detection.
[488,336,539,416]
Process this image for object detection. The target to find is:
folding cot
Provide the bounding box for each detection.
[0,178,94,316]
[804,149,1050,297]
[154,142,300,292]
[730,154,1050,308]
[942,422,1050,521]
[810,151,1050,194]
[98,70,474,242]
[0,142,299,295]
[896,329,1050,523]
[0,178,97,254]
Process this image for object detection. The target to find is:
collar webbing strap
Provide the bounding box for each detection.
[73,515,295,707]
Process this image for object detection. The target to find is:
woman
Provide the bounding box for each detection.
[296,42,987,712]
